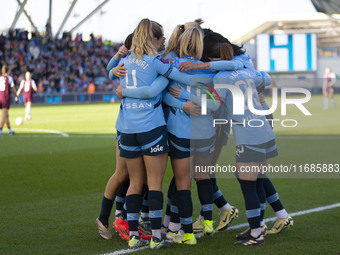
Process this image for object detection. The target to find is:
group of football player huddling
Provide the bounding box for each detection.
[95,18,294,249]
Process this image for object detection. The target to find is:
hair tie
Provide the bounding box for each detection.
[180,25,185,31]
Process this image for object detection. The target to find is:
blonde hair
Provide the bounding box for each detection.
[219,43,234,61]
[163,22,202,57]
[131,18,158,60]
[178,27,204,60]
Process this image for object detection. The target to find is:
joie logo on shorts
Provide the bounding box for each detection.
[150,145,164,153]
[236,145,244,158]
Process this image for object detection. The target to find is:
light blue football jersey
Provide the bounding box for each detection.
[166,56,216,140]
[214,68,275,146]
[163,51,178,61]
[115,54,173,134]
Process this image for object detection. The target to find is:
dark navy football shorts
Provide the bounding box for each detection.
[191,135,216,158]
[213,104,230,147]
[116,131,121,149]
[168,132,191,159]
[119,126,170,158]
[235,139,278,163]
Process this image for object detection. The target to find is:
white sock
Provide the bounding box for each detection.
[162,215,170,228]
[168,222,181,232]
[251,227,261,238]
[332,98,336,108]
[324,97,329,109]
[115,210,122,217]
[152,229,161,240]
[276,209,288,219]
[219,203,232,212]
[129,231,139,237]
[8,128,12,132]
[260,220,265,227]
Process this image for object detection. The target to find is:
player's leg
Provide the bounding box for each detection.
[0,108,6,136]
[263,139,293,234]
[138,184,152,235]
[4,108,14,135]
[212,177,239,232]
[234,144,266,245]
[25,101,32,120]
[119,132,149,248]
[96,139,128,239]
[194,156,214,236]
[143,153,172,249]
[140,126,171,249]
[256,173,267,234]
[329,88,336,108]
[324,89,330,110]
[169,156,196,244]
[162,177,175,232]
[125,156,147,248]
[168,182,181,233]
[114,179,129,219]
[210,123,238,231]
[263,175,293,234]
[235,164,263,245]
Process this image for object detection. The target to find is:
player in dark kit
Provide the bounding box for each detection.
[0,64,18,136]
[17,71,41,120]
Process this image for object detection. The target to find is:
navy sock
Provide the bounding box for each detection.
[263,176,284,212]
[148,191,164,232]
[196,179,213,221]
[256,178,266,222]
[126,194,141,233]
[170,181,180,224]
[141,184,149,221]
[176,190,193,233]
[239,180,261,229]
[121,203,127,220]
[141,199,149,221]
[211,178,228,209]
[99,196,114,227]
[165,178,175,217]
[115,179,129,215]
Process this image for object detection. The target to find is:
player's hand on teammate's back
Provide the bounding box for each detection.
[112,64,127,78]
[179,61,197,72]
[116,85,124,99]
[183,101,201,116]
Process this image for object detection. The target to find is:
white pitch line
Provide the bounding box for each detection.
[14,128,69,137]
[228,202,340,230]
[100,202,340,255]
[277,135,340,140]
[100,246,149,255]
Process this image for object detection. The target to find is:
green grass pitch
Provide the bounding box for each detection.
[0,95,339,255]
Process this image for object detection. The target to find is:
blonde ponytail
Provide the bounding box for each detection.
[131,18,158,59]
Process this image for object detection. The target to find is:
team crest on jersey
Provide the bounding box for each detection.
[156,55,169,64]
